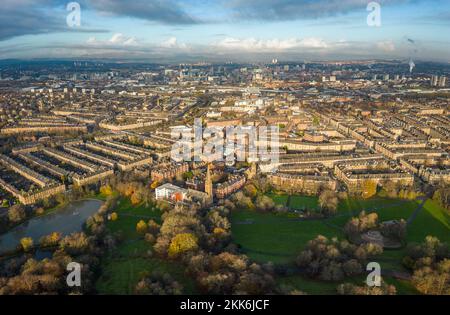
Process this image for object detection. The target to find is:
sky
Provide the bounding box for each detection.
[0,0,449,63]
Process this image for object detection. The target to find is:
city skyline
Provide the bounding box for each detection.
[1,0,450,62]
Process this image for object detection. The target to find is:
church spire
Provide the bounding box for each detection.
[205,163,213,204]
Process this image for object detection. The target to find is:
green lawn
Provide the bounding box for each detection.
[231,210,343,265]
[327,198,419,229]
[289,195,319,210]
[95,198,197,295]
[265,193,319,210]
[232,196,421,265]
[265,193,289,206]
[95,254,196,295]
[408,200,450,243]
[106,198,162,239]
[233,195,450,295]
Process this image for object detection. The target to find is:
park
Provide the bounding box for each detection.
[231,193,450,295]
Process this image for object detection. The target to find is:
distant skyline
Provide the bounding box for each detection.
[1,0,450,62]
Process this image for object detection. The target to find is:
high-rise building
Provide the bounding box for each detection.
[438,76,447,87]
[431,75,439,87]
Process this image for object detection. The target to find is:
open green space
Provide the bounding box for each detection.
[231,210,343,265]
[327,199,419,231]
[265,193,319,210]
[105,198,162,238]
[95,198,197,295]
[232,195,450,295]
[265,193,289,207]
[290,195,319,210]
[232,196,425,265]
[96,253,196,295]
[408,199,450,243]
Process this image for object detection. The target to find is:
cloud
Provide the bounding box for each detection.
[213,37,329,51]
[376,41,396,52]
[86,0,200,25]
[86,33,139,46]
[160,37,187,49]
[2,36,450,63]
[0,0,199,41]
[226,0,410,21]
[0,0,64,41]
[0,0,110,41]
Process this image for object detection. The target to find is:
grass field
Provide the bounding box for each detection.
[232,210,343,265]
[408,199,450,243]
[265,193,289,206]
[327,199,419,232]
[290,195,319,210]
[265,193,319,210]
[95,198,197,294]
[232,195,427,265]
[96,251,196,294]
[232,194,450,295]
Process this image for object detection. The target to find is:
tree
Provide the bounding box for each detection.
[432,187,450,211]
[412,259,450,295]
[402,236,450,294]
[99,185,113,196]
[231,191,254,210]
[39,232,62,247]
[168,233,198,258]
[319,190,339,215]
[20,237,34,252]
[147,219,160,235]
[361,180,377,199]
[296,235,383,281]
[337,280,397,295]
[35,207,45,215]
[380,220,407,242]
[59,232,89,255]
[312,116,320,126]
[150,181,159,190]
[136,220,148,234]
[382,180,400,198]
[110,212,118,221]
[255,195,275,212]
[243,184,258,198]
[135,272,183,295]
[344,211,379,241]
[8,204,26,223]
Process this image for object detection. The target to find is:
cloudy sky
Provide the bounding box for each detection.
[1,0,449,62]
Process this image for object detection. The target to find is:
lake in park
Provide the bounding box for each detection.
[0,199,102,254]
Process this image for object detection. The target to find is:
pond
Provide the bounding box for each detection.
[0,199,103,254]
